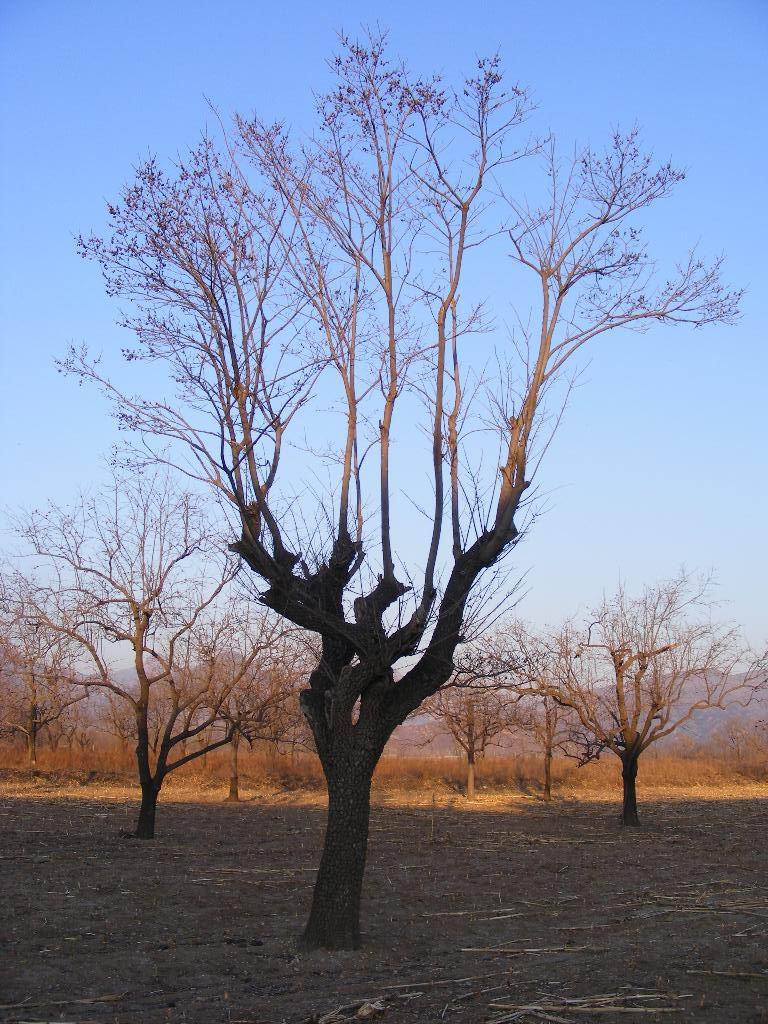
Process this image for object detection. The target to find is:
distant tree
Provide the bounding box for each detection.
[517,695,573,801]
[426,679,515,799]
[101,691,137,756]
[70,33,741,946]
[47,699,96,756]
[494,626,575,801]
[712,716,768,769]
[220,635,305,801]
[526,575,764,825]
[15,473,276,838]
[0,582,84,768]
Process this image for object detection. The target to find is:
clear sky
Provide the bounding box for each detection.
[1,0,766,644]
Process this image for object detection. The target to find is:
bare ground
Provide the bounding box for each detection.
[2,779,768,1024]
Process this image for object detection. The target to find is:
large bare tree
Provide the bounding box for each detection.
[16,473,277,838]
[521,575,763,825]
[68,34,740,945]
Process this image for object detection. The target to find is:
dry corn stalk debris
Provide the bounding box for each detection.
[379,969,518,991]
[462,944,598,956]
[686,968,768,979]
[0,993,126,1011]
[487,989,694,1022]
[304,993,422,1024]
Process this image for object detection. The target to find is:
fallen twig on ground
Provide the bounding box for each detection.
[0,994,126,1011]
[379,969,517,991]
[487,989,693,1020]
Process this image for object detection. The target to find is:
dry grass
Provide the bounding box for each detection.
[2,740,765,807]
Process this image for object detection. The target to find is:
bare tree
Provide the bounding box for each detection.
[492,625,576,801]
[219,633,305,801]
[67,34,740,945]
[100,691,138,756]
[425,682,514,799]
[47,699,96,756]
[15,473,275,838]
[713,717,768,770]
[0,581,84,768]
[517,695,573,801]
[528,575,763,825]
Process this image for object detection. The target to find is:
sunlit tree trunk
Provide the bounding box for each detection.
[26,698,40,768]
[26,729,37,769]
[543,745,553,801]
[227,730,241,802]
[466,749,476,800]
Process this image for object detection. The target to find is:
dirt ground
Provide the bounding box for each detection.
[2,779,768,1023]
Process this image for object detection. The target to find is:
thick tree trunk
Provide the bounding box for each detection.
[543,746,552,801]
[300,765,374,950]
[621,755,640,826]
[227,732,240,802]
[134,709,160,839]
[135,781,159,839]
[466,752,476,800]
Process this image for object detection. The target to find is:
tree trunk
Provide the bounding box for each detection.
[300,764,374,950]
[227,732,240,802]
[466,752,476,801]
[621,755,640,826]
[135,781,159,839]
[543,746,552,801]
[134,708,159,839]
[27,728,37,769]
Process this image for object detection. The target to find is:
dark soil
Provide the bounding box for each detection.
[2,791,768,1022]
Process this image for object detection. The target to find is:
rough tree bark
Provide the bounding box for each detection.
[299,755,377,949]
[135,780,160,839]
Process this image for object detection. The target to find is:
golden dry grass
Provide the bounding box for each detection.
[1,742,766,809]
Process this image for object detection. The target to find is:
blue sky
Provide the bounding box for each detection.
[1,0,766,643]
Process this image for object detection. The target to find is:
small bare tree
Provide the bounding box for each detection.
[15,473,274,838]
[220,635,305,801]
[99,691,138,756]
[0,581,84,768]
[530,575,763,825]
[516,695,573,801]
[68,33,741,945]
[494,626,576,801]
[713,717,768,770]
[49,699,97,756]
[425,682,514,799]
